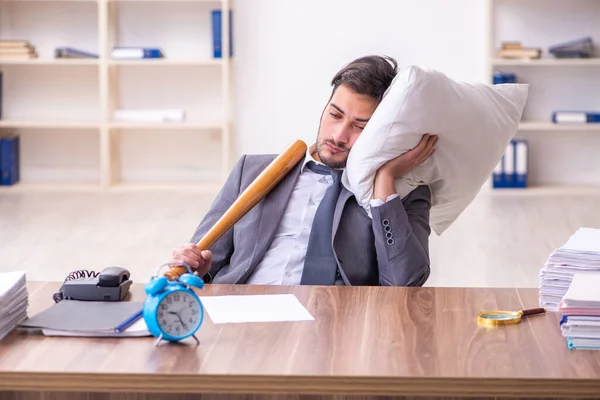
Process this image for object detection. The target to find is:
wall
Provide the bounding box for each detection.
[232,0,490,158]
[0,0,490,183]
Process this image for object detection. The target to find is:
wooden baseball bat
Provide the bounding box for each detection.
[164,139,308,280]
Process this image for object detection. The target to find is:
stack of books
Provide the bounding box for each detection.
[539,227,600,311]
[0,40,37,60]
[497,42,542,59]
[559,273,600,350]
[0,271,28,342]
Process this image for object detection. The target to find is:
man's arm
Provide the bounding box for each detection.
[367,133,436,286]
[188,155,246,282]
[370,185,432,286]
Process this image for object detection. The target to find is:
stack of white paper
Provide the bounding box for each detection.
[0,271,28,341]
[539,227,600,311]
[559,273,600,350]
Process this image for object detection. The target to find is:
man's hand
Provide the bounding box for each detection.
[373,134,438,202]
[171,243,212,276]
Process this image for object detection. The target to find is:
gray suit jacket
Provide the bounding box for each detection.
[190,154,432,286]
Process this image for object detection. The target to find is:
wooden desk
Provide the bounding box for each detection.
[1,281,600,400]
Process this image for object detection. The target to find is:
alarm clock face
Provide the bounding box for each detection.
[156,290,202,338]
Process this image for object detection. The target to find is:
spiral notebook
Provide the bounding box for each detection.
[19,300,151,337]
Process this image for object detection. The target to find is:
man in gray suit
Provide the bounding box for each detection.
[171,55,437,286]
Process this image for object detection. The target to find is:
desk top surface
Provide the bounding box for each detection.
[1,281,600,398]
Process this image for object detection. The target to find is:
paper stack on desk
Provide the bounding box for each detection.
[0,271,28,341]
[539,227,600,311]
[559,273,600,350]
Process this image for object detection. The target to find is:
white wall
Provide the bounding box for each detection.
[232,0,490,158]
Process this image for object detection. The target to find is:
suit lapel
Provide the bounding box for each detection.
[239,160,303,281]
[332,187,353,241]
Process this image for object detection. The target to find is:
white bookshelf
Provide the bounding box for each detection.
[486,0,600,195]
[0,0,233,192]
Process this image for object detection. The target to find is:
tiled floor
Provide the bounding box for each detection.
[1,189,599,288]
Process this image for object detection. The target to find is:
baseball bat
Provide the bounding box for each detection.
[164,139,308,280]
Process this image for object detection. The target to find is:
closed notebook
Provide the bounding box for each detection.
[19,300,151,337]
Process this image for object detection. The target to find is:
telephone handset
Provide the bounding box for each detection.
[53,266,133,302]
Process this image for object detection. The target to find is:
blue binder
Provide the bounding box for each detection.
[514,139,528,188]
[0,134,20,186]
[212,9,233,58]
[493,72,516,84]
[492,139,528,189]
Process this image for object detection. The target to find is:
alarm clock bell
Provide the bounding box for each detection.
[143,262,205,346]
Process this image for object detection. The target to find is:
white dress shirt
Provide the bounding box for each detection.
[245,148,398,285]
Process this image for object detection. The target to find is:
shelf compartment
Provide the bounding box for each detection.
[2,128,102,186]
[111,0,219,62]
[111,128,224,185]
[0,1,98,60]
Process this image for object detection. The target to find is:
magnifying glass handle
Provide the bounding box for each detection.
[522,307,546,316]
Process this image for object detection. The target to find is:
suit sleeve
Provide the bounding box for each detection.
[370,185,432,286]
[189,155,246,283]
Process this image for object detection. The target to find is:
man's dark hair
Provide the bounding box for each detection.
[330,55,398,102]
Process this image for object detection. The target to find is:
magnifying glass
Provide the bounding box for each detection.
[477,307,546,326]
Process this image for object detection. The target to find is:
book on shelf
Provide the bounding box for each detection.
[212,9,233,59]
[539,227,600,313]
[55,47,98,59]
[549,36,594,59]
[0,133,20,186]
[492,139,528,189]
[0,71,2,119]
[497,42,541,60]
[0,40,37,60]
[552,111,600,124]
[111,47,163,60]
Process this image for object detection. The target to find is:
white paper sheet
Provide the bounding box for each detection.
[562,227,600,253]
[199,294,315,324]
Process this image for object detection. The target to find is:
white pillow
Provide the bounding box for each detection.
[341,65,528,235]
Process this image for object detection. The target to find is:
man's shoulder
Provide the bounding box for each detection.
[236,154,278,175]
[234,153,297,184]
[241,153,278,166]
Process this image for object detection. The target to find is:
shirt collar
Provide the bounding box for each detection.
[300,143,325,173]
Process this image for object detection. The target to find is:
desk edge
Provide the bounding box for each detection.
[1,372,600,397]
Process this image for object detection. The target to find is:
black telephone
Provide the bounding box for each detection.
[53,266,132,303]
